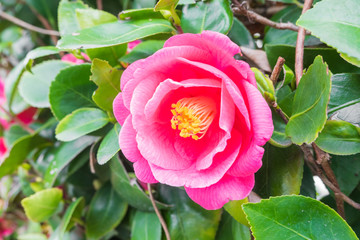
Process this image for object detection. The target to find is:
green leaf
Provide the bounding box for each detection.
[154,0,179,11]
[57,19,175,50]
[224,199,249,227]
[181,0,233,34]
[159,185,221,240]
[265,44,360,74]
[216,211,251,240]
[330,153,360,196]
[286,56,331,145]
[269,109,292,148]
[86,182,128,240]
[131,211,161,240]
[276,64,295,91]
[0,134,48,178]
[228,18,256,49]
[5,46,60,112]
[254,144,304,198]
[328,74,360,114]
[252,67,275,103]
[243,195,358,240]
[49,64,97,120]
[109,156,168,211]
[120,40,164,63]
[264,6,319,46]
[4,124,29,148]
[331,103,360,127]
[49,197,85,240]
[97,124,121,165]
[87,45,128,67]
[297,0,360,66]
[58,0,88,36]
[119,8,164,20]
[19,60,72,108]
[55,108,109,142]
[21,188,63,222]
[18,233,48,240]
[76,8,117,29]
[43,136,96,188]
[90,59,122,112]
[315,120,360,155]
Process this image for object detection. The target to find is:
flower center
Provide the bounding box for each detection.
[170,96,216,140]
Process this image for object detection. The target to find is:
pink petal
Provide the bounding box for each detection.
[133,158,158,183]
[185,173,254,210]
[17,107,36,125]
[149,129,242,188]
[61,54,85,64]
[242,81,273,146]
[113,93,129,126]
[227,142,264,177]
[120,59,146,90]
[0,137,7,159]
[0,79,5,105]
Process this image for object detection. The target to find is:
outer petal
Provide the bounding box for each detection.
[242,81,273,146]
[119,116,157,183]
[185,174,254,210]
[113,93,130,126]
[17,107,36,125]
[227,143,264,177]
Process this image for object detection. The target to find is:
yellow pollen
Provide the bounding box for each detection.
[170,96,216,140]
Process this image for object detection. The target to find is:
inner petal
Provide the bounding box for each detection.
[171,96,217,140]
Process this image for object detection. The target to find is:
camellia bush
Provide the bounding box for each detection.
[0,0,359,239]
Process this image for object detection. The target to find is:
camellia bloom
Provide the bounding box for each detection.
[113,31,273,210]
[61,53,89,64]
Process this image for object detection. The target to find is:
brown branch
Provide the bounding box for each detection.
[0,9,60,36]
[295,0,313,86]
[270,57,285,85]
[96,0,103,10]
[147,184,171,240]
[232,0,300,32]
[19,0,58,44]
[89,142,97,174]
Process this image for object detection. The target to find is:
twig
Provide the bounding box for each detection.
[0,105,35,134]
[147,183,171,240]
[89,142,97,174]
[295,0,313,86]
[232,0,300,32]
[18,0,58,44]
[0,9,60,36]
[96,0,103,10]
[270,57,285,85]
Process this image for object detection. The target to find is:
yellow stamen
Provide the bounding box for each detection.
[170,96,216,140]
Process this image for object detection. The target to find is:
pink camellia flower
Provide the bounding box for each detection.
[61,53,89,64]
[0,138,6,161]
[113,31,273,210]
[128,40,141,51]
[0,217,14,239]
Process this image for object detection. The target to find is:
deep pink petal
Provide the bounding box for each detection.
[0,79,5,105]
[17,107,36,125]
[242,81,273,145]
[149,130,242,188]
[227,143,264,177]
[133,158,158,183]
[113,93,129,126]
[185,174,254,210]
[0,137,7,159]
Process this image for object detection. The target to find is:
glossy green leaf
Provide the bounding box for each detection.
[276,64,295,90]
[264,6,319,46]
[216,211,251,240]
[21,188,63,222]
[49,64,97,120]
[159,185,221,240]
[131,211,161,240]
[269,109,292,148]
[109,156,168,211]
[19,60,72,108]
[224,199,249,226]
[90,59,122,112]
[86,182,128,240]
[76,8,117,29]
[315,120,360,155]
[331,103,360,127]
[181,0,233,34]
[120,40,164,63]
[0,134,48,178]
[55,108,109,142]
[328,74,360,114]
[43,136,96,188]
[255,144,303,198]
[243,195,358,240]
[97,124,121,165]
[57,19,174,50]
[119,8,164,20]
[154,0,179,11]
[228,18,255,49]
[300,164,316,198]
[49,197,85,240]
[87,45,128,67]
[58,0,88,36]
[331,153,360,196]
[297,0,360,66]
[18,233,48,240]
[4,124,28,147]
[265,44,360,74]
[286,56,331,145]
